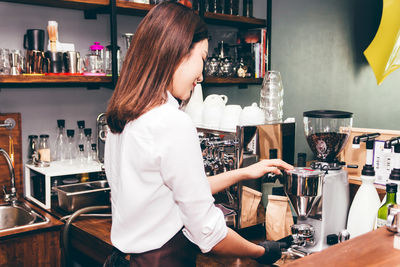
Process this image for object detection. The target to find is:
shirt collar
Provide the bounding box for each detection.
[166,90,180,109]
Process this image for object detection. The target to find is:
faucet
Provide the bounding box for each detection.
[0,148,17,204]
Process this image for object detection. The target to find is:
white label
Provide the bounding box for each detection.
[376,218,387,228]
[373,141,392,185]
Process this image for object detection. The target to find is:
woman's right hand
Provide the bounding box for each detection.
[242,159,294,180]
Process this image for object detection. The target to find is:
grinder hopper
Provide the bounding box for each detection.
[284,168,324,219]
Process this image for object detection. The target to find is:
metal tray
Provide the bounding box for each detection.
[54,180,110,213]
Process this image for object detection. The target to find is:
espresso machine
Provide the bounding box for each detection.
[284,110,353,253]
[198,122,295,229]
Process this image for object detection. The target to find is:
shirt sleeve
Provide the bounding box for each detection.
[156,110,228,253]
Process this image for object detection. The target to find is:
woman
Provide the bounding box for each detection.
[105,1,293,266]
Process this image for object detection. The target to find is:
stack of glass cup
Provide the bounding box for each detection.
[259,70,284,123]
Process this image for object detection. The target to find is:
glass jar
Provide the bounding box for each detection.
[0,48,11,75]
[38,134,51,167]
[104,45,121,75]
[224,0,239,15]
[84,42,104,74]
[243,0,253,17]
[219,57,235,77]
[27,135,38,164]
[207,0,222,13]
[205,57,219,77]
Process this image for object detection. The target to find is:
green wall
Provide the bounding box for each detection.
[205,0,400,161]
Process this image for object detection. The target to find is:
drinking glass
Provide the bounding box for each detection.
[0,48,11,75]
[10,49,24,75]
[259,70,284,123]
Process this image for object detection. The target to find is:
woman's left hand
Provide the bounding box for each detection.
[242,159,294,180]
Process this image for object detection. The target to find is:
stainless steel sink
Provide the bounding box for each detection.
[0,203,49,232]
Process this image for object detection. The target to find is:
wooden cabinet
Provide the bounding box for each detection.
[0,229,62,267]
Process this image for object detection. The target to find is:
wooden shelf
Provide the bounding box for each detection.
[204,77,262,85]
[116,0,153,16]
[0,75,112,88]
[114,1,265,28]
[203,12,266,28]
[0,0,109,10]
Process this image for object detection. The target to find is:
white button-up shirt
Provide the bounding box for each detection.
[104,92,227,253]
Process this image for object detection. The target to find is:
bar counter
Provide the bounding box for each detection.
[68,217,400,266]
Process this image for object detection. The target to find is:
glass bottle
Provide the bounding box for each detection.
[38,134,51,167]
[65,129,76,163]
[76,120,86,148]
[377,183,398,227]
[243,0,253,17]
[27,135,38,164]
[77,144,85,165]
[84,128,92,158]
[54,119,67,161]
[104,44,121,75]
[90,143,99,163]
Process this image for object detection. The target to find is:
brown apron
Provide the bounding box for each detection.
[129,229,199,267]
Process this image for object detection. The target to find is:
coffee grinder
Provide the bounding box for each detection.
[284,110,353,253]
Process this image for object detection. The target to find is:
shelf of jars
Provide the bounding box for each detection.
[0,0,109,10]
[202,12,266,28]
[203,77,262,85]
[114,1,266,28]
[0,75,112,87]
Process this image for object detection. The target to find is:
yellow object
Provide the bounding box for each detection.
[9,134,14,167]
[364,0,400,85]
[81,173,89,182]
[47,21,58,53]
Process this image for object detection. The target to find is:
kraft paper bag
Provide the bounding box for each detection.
[241,186,262,228]
[265,195,294,241]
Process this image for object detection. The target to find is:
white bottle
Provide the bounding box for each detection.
[346,166,381,238]
[89,143,99,164]
[83,128,92,158]
[77,144,86,166]
[54,119,67,161]
[76,120,86,149]
[65,129,77,163]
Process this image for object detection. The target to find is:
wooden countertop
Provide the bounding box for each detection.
[282,227,400,266]
[69,218,400,266]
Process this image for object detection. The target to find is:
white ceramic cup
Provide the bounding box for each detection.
[239,102,265,126]
[202,105,224,129]
[220,105,242,132]
[203,94,228,108]
[202,94,228,129]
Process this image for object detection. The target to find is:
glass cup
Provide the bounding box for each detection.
[259,70,284,123]
[224,0,239,15]
[9,50,23,75]
[0,48,11,75]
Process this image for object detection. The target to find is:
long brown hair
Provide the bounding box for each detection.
[106,1,208,133]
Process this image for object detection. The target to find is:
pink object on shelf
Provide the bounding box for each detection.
[90,42,104,51]
[83,72,106,76]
